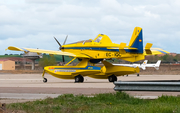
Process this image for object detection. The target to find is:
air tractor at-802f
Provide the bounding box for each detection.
[7,27,169,83]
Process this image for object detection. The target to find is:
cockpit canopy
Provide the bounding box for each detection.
[68,39,92,44]
[93,34,112,44]
[67,34,112,45]
[94,36,102,43]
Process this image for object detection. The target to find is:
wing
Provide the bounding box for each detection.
[7,46,90,58]
[144,48,169,55]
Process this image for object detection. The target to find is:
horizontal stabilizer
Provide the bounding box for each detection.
[145,43,153,54]
[119,43,127,49]
[145,43,153,50]
[119,43,127,54]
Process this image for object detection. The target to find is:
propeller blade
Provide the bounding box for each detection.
[54,37,62,47]
[63,35,68,45]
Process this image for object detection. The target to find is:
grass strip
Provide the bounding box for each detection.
[6,92,180,113]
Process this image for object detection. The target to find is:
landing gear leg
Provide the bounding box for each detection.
[108,75,117,82]
[42,70,47,83]
[75,75,84,83]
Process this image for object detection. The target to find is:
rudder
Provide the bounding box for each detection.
[128,27,143,53]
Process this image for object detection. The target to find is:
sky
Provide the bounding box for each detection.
[0,0,180,55]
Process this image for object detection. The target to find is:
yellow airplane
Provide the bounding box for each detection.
[7,27,169,82]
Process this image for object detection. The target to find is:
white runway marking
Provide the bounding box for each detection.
[0,79,42,80]
[0,93,159,100]
[0,93,60,99]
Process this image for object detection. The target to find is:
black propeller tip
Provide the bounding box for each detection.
[54,37,62,50]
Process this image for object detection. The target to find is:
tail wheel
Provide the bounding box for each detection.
[108,75,117,82]
[43,78,47,83]
[137,74,140,77]
[75,75,84,83]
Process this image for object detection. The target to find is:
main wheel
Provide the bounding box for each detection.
[75,75,84,83]
[108,75,117,82]
[80,76,84,82]
[114,76,117,81]
[43,78,47,83]
[137,74,139,77]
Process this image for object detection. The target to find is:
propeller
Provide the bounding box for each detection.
[54,35,68,65]
[63,35,68,45]
[54,37,62,50]
[54,35,68,50]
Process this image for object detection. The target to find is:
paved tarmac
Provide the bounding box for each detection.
[1,73,180,103]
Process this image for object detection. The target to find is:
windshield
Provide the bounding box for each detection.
[94,36,102,43]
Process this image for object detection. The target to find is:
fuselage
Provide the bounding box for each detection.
[61,34,145,62]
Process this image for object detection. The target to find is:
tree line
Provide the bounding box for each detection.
[146,54,180,63]
[39,54,180,67]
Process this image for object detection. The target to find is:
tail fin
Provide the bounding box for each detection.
[142,60,148,66]
[128,27,143,53]
[141,60,148,70]
[155,60,161,70]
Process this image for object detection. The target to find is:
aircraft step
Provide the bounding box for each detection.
[114,80,180,92]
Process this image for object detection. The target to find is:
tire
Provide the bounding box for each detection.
[75,76,80,82]
[108,76,113,82]
[80,76,84,82]
[43,78,47,83]
[114,76,117,81]
[108,75,117,82]
[137,74,139,77]
[75,75,84,83]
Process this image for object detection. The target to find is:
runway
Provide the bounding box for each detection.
[1,73,180,103]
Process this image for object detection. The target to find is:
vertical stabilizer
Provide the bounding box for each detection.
[155,60,161,70]
[156,60,161,66]
[128,27,143,53]
[141,60,148,70]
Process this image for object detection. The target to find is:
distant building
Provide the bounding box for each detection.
[169,53,177,57]
[157,53,176,57]
[0,59,15,70]
[0,57,33,70]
